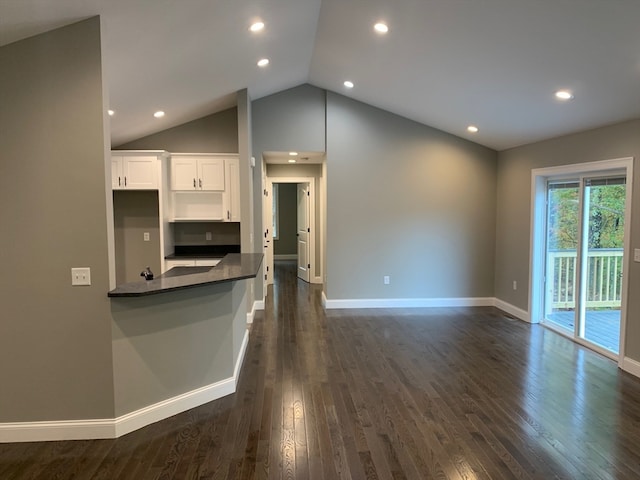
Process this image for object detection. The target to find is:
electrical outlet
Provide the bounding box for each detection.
[206,232,212,241]
[144,232,150,242]
[635,248,640,262]
[384,275,390,285]
[71,267,91,286]
[513,280,517,290]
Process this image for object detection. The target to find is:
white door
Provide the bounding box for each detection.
[297,183,310,282]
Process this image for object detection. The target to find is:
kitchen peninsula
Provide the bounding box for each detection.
[108,253,262,297]
[107,253,262,436]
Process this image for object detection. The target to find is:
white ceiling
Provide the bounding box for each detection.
[2,0,640,151]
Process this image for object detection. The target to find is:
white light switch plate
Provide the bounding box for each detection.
[71,267,91,286]
[634,249,640,263]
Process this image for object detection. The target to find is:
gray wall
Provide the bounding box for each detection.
[274,183,298,255]
[495,119,640,358]
[115,108,239,152]
[113,191,161,284]
[325,92,498,300]
[0,18,115,421]
[111,280,245,416]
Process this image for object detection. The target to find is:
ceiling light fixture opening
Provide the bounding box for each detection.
[288,159,297,163]
[555,90,574,100]
[154,111,165,118]
[108,109,115,116]
[374,22,389,34]
[344,80,354,88]
[257,58,270,67]
[249,22,264,32]
[467,125,479,133]
[289,151,298,156]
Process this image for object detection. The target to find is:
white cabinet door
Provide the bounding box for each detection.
[195,259,220,267]
[171,157,198,190]
[111,154,157,190]
[199,158,225,191]
[111,155,124,189]
[165,259,196,269]
[225,157,240,221]
[123,155,158,189]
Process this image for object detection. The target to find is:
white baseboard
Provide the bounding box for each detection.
[234,329,249,382]
[494,298,530,322]
[621,357,640,379]
[0,331,252,443]
[274,254,297,260]
[114,378,236,438]
[312,276,323,284]
[322,296,495,309]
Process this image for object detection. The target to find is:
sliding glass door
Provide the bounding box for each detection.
[544,176,626,355]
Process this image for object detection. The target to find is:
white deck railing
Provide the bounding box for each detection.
[548,249,623,309]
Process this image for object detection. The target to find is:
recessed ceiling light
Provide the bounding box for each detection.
[344,80,354,88]
[108,109,115,116]
[289,151,298,156]
[555,90,574,100]
[467,125,479,133]
[374,22,389,34]
[249,22,264,32]
[257,58,270,67]
[288,159,297,163]
[153,111,165,118]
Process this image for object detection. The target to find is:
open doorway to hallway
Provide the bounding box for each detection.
[261,152,326,297]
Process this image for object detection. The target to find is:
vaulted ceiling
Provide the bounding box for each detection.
[2,0,640,151]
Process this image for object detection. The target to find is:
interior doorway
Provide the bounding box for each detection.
[530,157,633,362]
[263,174,322,290]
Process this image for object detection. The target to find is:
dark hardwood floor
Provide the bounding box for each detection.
[3,260,640,479]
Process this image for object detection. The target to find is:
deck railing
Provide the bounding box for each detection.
[548,248,623,309]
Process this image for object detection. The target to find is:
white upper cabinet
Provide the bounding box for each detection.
[171,155,224,191]
[111,154,158,190]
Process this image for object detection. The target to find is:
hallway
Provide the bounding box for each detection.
[2,260,640,478]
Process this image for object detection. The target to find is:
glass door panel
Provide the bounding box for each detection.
[545,182,580,332]
[580,179,625,353]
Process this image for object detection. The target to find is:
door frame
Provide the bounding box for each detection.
[265,176,318,287]
[529,157,633,363]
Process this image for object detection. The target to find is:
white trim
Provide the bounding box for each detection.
[312,275,323,285]
[274,254,297,260]
[494,298,530,322]
[0,418,115,443]
[0,330,253,443]
[254,299,265,310]
[247,301,257,324]
[322,296,495,309]
[233,329,250,382]
[321,290,328,309]
[113,378,235,438]
[621,357,640,378]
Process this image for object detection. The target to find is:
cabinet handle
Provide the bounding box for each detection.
[227,210,230,220]
[193,178,196,188]
[199,178,202,189]
[124,177,127,187]
[118,176,121,187]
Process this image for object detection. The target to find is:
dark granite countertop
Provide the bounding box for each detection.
[108,253,263,298]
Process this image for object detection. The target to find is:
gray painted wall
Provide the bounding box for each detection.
[115,108,239,152]
[325,92,498,300]
[274,183,298,255]
[495,119,640,359]
[0,18,115,421]
[113,191,161,284]
[111,281,245,416]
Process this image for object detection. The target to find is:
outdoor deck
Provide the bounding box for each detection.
[545,309,620,353]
